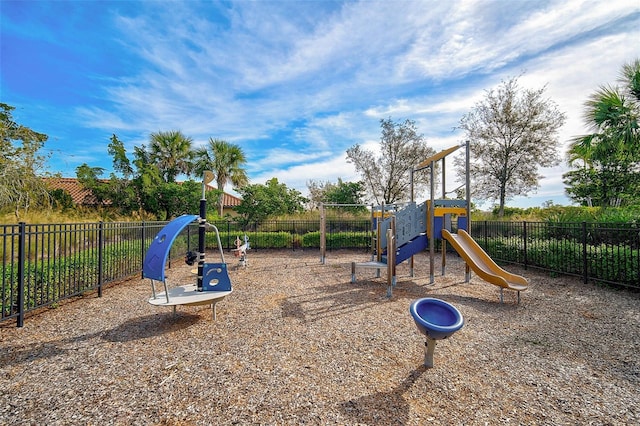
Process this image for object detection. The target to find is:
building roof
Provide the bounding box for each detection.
[44,178,242,207]
[219,191,242,207]
[45,177,103,205]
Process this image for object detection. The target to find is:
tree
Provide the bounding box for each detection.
[154,181,204,218]
[346,118,435,204]
[76,164,109,205]
[104,134,142,212]
[108,134,134,178]
[456,76,566,216]
[0,103,51,218]
[307,178,367,213]
[194,138,249,216]
[564,59,640,207]
[77,134,203,219]
[235,178,307,223]
[149,130,194,183]
[76,135,147,213]
[49,188,75,211]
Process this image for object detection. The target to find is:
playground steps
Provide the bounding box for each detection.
[381,233,428,265]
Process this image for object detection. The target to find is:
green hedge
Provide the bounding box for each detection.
[525,239,583,275]
[300,231,371,248]
[587,244,640,284]
[4,221,638,321]
[482,237,639,287]
[206,231,294,250]
[323,231,370,249]
[205,230,371,250]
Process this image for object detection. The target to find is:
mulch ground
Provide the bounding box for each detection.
[1,249,638,425]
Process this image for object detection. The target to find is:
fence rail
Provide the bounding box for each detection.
[2,219,638,327]
[470,221,639,288]
[0,221,169,327]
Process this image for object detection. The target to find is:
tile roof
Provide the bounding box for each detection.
[44,178,242,207]
[220,191,242,207]
[45,177,103,205]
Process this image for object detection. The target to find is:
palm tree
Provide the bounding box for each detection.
[148,130,194,183]
[619,58,640,150]
[194,138,249,215]
[565,59,640,207]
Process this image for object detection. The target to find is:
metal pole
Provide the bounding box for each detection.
[465,141,471,282]
[198,197,206,292]
[391,216,397,287]
[442,157,446,199]
[370,204,375,260]
[320,203,326,264]
[386,219,396,298]
[465,141,471,228]
[409,168,415,276]
[140,221,145,279]
[523,221,528,270]
[429,161,435,284]
[582,221,588,284]
[441,156,447,276]
[97,221,104,298]
[410,168,414,203]
[17,222,25,328]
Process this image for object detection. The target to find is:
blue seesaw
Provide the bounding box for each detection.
[142,172,232,320]
[409,298,464,368]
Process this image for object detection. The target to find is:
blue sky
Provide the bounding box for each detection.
[2,0,639,208]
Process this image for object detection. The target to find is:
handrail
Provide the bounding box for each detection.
[206,223,226,264]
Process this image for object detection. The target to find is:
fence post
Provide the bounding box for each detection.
[523,221,528,270]
[582,221,588,284]
[17,222,25,328]
[484,220,488,246]
[253,221,258,250]
[97,221,104,298]
[141,221,145,279]
[292,221,296,251]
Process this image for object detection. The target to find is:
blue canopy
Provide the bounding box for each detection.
[143,214,198,281]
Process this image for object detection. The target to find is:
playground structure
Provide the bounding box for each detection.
[142,172,233,320]
[351,142,529,302]
[409,297,464,368]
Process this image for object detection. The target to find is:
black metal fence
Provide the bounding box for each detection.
[0,219,371,327]
[1,219,638,327]
[470,221,639,288]
[207,219,371,250]
[0,221,171,327]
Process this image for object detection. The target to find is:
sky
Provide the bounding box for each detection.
[1,0,639,209]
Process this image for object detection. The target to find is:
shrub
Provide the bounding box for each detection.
[206,231,294,250]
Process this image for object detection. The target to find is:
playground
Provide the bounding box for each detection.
[1,146,638,424]
[1,249,638,425]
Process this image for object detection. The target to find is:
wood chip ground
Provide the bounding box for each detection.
[1,250,638,425]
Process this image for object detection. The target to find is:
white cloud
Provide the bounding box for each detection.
[9,0,638,208]
[251,154,359,197]
[253,148,334,169]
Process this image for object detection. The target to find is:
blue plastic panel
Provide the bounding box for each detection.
[396,233,428,264]
[143,214,198,281]
[433,216,444,240]
[202,262,232,291]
